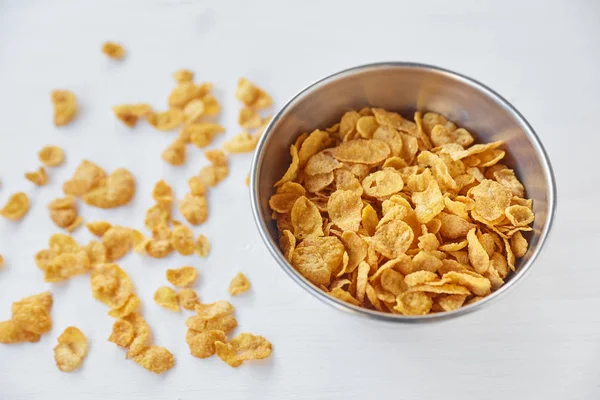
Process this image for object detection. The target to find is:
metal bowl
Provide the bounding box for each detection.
[250,62,557,322]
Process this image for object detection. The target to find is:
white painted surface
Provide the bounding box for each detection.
[0,0,598,399]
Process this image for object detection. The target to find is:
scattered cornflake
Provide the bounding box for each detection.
[166,266,198,287]
[51,90,77,126]
[86,221,112,237]
[161,138,187,166]
[152,180,174,205]
[215,333,272,367]
[48,195,80,231]
[132,345,175,374]
[54,327,88,372]
[113,104,152,128]
[102,41,125,59]
[38,145,65,167]
[147,109,184,131]
[195,234,210,257]
[223,132,259,153]
[179,194,208,225]
[235,78,272,109]
[154,287,180,312]
[228,272,251,296]
[238,107,262,129]
[269,108,535,315]
[171,225,195,256]
[178,288,200,310]
[173,69,194,84]
[25,167,48,186]
[0,192,30,221]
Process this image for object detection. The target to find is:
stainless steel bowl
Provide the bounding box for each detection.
[250,62,557,322]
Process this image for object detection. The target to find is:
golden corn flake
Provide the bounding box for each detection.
[327,190,362,232]
[54,327,88,372]
[48,195,78,229]
[144,203,170,231]
[90,263,133,309]
[108,319,134,348]
[0,320,41,344]
[82,168,135,209]
[168,225,193,256]
[179,194,208,225]
[199,164,229,187]
[1,192,30,221]
[334,139,390,165]
[86,221,112,237]
[101,226,132,261]
[178,288,200,310]
[51,90,77,126]
[236,78,272,109]
[270,108,535,315]
[12,303,52,335]
[25,167,48,186]
[153,287,180,312]
[113,104,152,127]
[195,233,210,257]
[194,300,234,320]
[186,314,237,334]
[215,333,272,368]
[228,272,251,296]
[152,180,174,205]
[38,145,65,167]
[223,132,259,153]
[132,345,175,374]
[185,122,225,147]
[173,68,193,83]
[44,250,90,282]
[166,266,198,287]
[108,294,140,318]
[168,81,212,109]
[291,196,323,240]
[239,107,262,129]
[102,41,125,59]
[63,160,106,196]
[187,329,227,358]
[161,138,187,166]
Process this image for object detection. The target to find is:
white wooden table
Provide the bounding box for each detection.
[0,0,598,399]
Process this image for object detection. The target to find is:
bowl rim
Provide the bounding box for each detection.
[250,61,557,323]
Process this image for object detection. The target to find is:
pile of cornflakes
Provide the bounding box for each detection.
[0,65,273,375]
[270,109,534,315]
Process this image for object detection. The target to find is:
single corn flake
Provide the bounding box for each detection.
[171,225,195,255]
[511,231,529,258]
[173,69,194,83]
[228,272,251,296]
[412,181,444,224]
[38,145,65,167]
[362,168,404,198]
[132,346,175,374]
[187,329,227,358]
[333,139,391,165]
[239,107,262,129]
[469,179,512,221]
[102,226,132,261]
[194,300,234,320]
[90,263,133,309]
[178,288,200,310]
[154,287,180,312]
[179,194,208,225]
[107,294,140,318]
[166,266,198,287]
[371,219,414,259]
[214,333,272,368]
[291,197,323,240]
[186,314,237,333]
[394,291,433,315]
[25,167,48,186]
[12,303,52,335]
[113,104,152,128]
[195,234,210,257]
[327,190,362,232]
[223,132,259,153]
[82,168,136,209]
[161,139,187,166]
[1,192,30,221]
[54,327,88,372]
[505,205,535,227]
[102,42,125,59]
[274,145,299,187]
[108,319,134,348]
[86,221,112,237]
[51,90,77,126]
[152,180,174,205]
[236,78,272,109]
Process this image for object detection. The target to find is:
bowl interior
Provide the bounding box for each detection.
[251,62,555,321]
